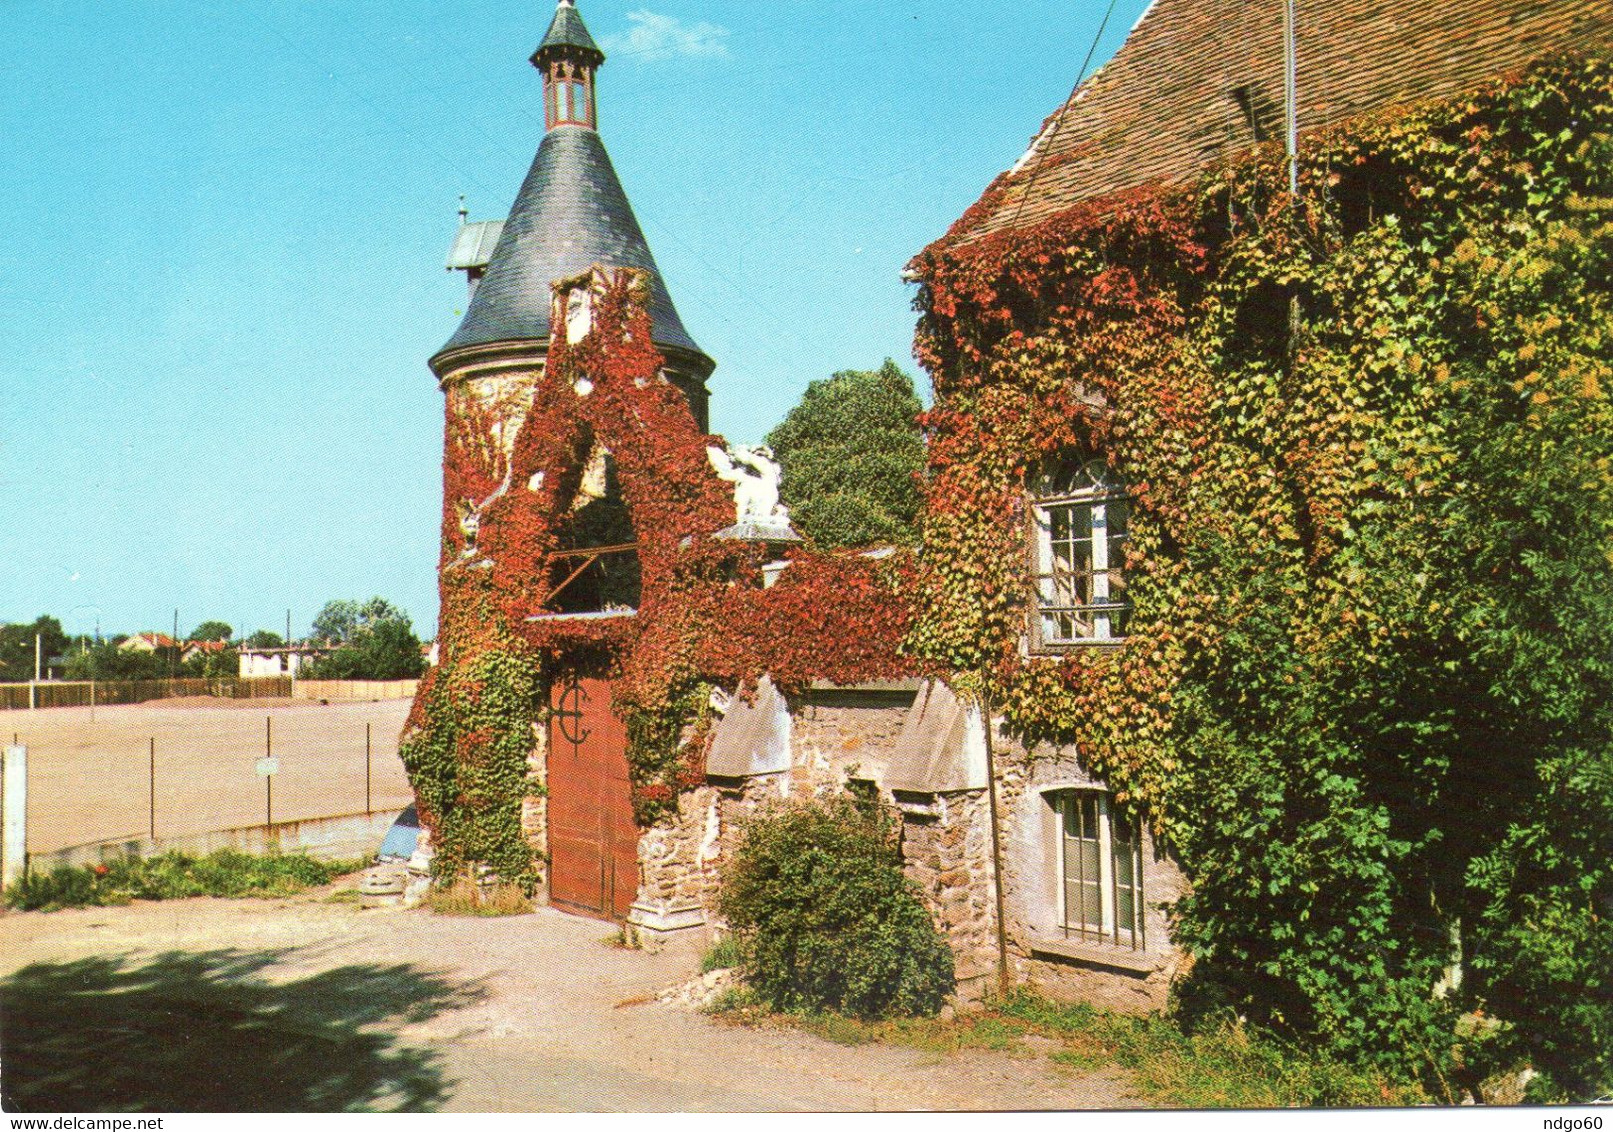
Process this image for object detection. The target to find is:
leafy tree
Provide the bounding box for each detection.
[307,613,424,681]
[718,794,955,1019]
[311,597,409,646]
[62,642,167,681]
[0,617,70,682]
[189,620,233,643]
[765,360,926,548]
[243,630,285,649]
[182,646,239,679]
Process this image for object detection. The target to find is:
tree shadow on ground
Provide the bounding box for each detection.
[0,948,486,1112]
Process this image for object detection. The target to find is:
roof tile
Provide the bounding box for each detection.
[944,0,1613,246]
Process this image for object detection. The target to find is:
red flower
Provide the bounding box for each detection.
[92,864,109,876]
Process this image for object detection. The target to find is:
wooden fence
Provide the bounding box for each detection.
[0,677,295,711]
[291,679,419,702]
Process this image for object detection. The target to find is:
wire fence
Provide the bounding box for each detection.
[7,698,416,856]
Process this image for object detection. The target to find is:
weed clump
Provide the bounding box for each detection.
[425,877,534,917]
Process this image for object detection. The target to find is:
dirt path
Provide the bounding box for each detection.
[0,888,1138,1112]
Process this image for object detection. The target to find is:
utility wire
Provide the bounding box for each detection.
[1000,0,1121,257]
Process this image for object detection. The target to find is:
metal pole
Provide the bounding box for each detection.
[149,737,156,841]
[978,678,1013,999]
[365,722,372,814]
[1284,0,1299,198]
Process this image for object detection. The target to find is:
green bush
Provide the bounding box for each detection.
[3,850,353,911]
[717,795,955,1019]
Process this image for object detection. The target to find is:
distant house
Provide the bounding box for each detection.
[119,633,178,654]
[180,639,229,665]
[238,646,325,679]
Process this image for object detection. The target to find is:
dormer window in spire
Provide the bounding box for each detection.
[546,58,596,129]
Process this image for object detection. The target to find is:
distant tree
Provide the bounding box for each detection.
[244,630,285,650]
[765,360,926,548]
[311,597,408,645]
[63,642,167,681]
[307,616,424,681]
[0,617,70,682]
[189,620,233,643]
[181,645,239,679]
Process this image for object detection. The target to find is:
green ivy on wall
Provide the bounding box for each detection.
[909,56,1613,1098]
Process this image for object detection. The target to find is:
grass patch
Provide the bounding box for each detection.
[705,980,1430,1106]
[322,888,364,904]
[4,851,357,912]
[700,934,743,973]
[705,984,763,1016]
[995,992,1430,1107]
[425,878,534,917]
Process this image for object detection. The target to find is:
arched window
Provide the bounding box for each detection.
[1030,459,1129,647]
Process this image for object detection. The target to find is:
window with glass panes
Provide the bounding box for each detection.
[1056,791,1144,948]
[1031,461,1129,646]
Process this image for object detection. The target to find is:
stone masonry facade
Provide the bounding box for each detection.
[604,681,1188,1013]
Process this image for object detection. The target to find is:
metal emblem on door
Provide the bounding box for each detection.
[555,673,591,748]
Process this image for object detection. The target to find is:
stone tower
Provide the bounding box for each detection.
[431,0,714,430]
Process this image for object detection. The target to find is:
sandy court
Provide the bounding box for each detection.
[4,697,415,853]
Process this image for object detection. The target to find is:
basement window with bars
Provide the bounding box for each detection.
[1030,460,1130,648]
[1055,790,1145,949]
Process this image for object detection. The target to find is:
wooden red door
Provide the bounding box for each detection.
[547,673,638,920]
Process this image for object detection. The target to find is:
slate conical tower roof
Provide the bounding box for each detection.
[534,0,603,64]
[433,0,708,368]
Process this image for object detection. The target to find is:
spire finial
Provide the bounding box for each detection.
[458,195,468,225]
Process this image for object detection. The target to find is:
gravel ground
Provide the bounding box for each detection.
[0,885,1140,1112]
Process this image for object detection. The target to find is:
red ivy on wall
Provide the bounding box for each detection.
[416,266,922,837]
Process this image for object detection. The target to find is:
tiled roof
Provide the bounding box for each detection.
[433,124,707,365]
[943,0,1613,247]
[120,633,178,650]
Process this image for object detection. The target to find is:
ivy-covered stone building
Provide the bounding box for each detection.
[409,0,1613,1061]
[900,0,1613,1060]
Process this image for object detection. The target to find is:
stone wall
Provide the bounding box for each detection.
[522,717,549,898]
[900,789,998,1002]
[631,783,724,945]
[785,688,914,796]
[608,679,1189,1016]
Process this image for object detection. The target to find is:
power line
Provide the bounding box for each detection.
[1001,0,1122,254]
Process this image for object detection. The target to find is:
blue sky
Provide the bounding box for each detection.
[0,0,1147,642]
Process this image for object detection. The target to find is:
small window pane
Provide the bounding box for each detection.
[1117,885,1137,932]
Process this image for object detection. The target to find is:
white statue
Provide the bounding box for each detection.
[707,443,791,527]
[563,284,592,345]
